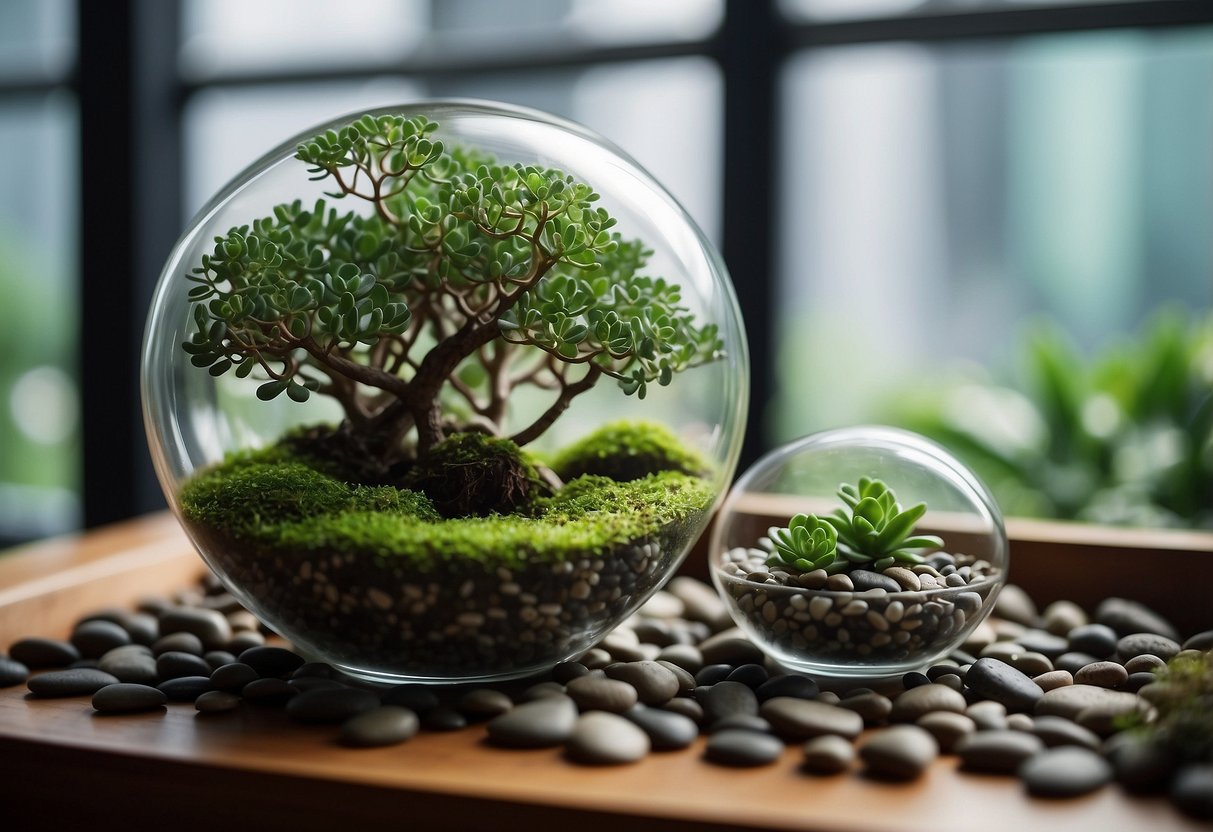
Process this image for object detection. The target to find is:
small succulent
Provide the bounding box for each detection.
[767,477,944,574]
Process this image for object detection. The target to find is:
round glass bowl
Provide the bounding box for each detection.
[710,427,1007,678]
[142,100,748,684]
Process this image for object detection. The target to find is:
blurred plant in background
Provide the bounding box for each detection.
[887,312,1213,529]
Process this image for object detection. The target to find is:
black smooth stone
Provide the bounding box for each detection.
[926,664,962,682]
[704,729,784,767]
[1020,747,1113,797]
[1054,652,1103,675]
[238,646,305,678]
[1015,630,1069,660]
[622,705,699,750]
[381,684,441,712]
[1112,738,1178,793]
[292,661,338,680]
[966,658,1042,713]
[901,671,931,690]
[8,637,80,669]
[1182,630,1213,652]
[289,677,347,693]
[156,650,212,680]
[158,607,232,650]
[92,683,168,714]
[551,661,589,684]
[703,680,759,723]
[694,664,734,686]
[849,570,900,592]
[157,675,213,702]
[1116,633,1181,663]
[241,677,297,706]
[286,687,380,724]
[421,705,467,731]
[756,674,819,703]
[1170,764,1213,820]
[1094,597,1179,641]
[457,688,514,720]
[71,620,133,659]
[27,668,119,697]
[1067,623,1118,658]
[152,632,205,657]
[710,714,771,734]
[486,696,578,748]
[340,706,420,748]
[0,657,30,688]
[726,663,769,689]
[210,662,259,693]
[205,651,237,670]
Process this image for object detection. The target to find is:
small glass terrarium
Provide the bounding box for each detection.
[142,101,748,684]
[710,427,1008,678]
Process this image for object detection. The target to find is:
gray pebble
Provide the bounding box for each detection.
[1031,715,1101,750]
[1009,652,1054,678]
[421,705,466,731]
[8,637,80,669]
[956,729,1045,773]
[1055,652,1103,675]
[1112,737,1177,792]
[667,576,733,631]
[577,648,612,670]
[1016,630,1069,660]
[1124,654,1167,674]
[205,651,236,670]
[756,674,819,702]
[152,631,204,657]
[1171,764,1213,820]
[159,607,232,650]
[703,680,759,723]
[710,713,771,734]
[966,658,1043,713]
[601,632,647,662]
[238,646,305,678]
[122,612,160,645]
[71,620,132,658]
[1041,600,1087,636]
[1075,699,1143,736]
[656,660,696,694]
[815,691,841,706]
[226,631,265,654]
[27,667,119,697]
[210,662,259,693]
[0,657,29,688]
[656,644,704,673]
[726,663,769,688]
[567,711,650,764]
[551,661,589,684]
[1005,713,1035,732]
[994,585,1039,626]
[156,650,212,680]
[519,681,567,702]
[1020,746,1112,797]
[662,697,704,724]
[705,729,784,767]
[1032,670,1073,692]
[604,661,680,705]
[457,688,513,720]
[695,664,733,686]
[1067,623,1117,658]
[965,700,1007,731]
[1182,630,1213,653]
[623,704,699,750]
[916,711,975,753]
[1095,597,1179,641]
[91,682,167,713]
[157,675,213,702]
[802,734,855,774]
[889,684,968,723]
[286,687,380,723]
[1036,685,1139,721]
[240,677,297,706]
[1073,661,1128,689]
[850,570,900,592]
[1116,632,1180,663]
[838,692,892,725]
[566,675,638,713]
[487,695,578,748]
[195,690,242,713]
[699,635,765,667]
[340,706,419,747]
[859,725,939,780]
[760,697,863,740]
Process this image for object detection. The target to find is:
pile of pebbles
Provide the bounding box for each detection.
[2,573,1211,821]
[716,546,1001,666]
[189,516,699,678]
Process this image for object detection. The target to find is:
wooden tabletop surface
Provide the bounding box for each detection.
[0,513,1207,832]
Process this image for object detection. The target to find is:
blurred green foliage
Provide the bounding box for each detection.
[888,313,1213,529]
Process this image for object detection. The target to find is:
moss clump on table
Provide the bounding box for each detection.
[180,432,713,573]
[551,419,711,483]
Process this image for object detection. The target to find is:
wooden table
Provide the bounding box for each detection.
[0,513,1208,831]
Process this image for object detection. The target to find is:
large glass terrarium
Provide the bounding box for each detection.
[143,101,748,684]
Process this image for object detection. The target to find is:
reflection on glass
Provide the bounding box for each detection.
[774,28,1213,443]
[0,0,73,78]
[0,94,79,541]
[780,0,1136,23]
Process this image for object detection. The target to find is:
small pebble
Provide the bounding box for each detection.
[1041,600,1087,636]
[965,700,1007,731]
[604,661,680,705]
[1095,598,1178,641]
[698,634,764,667]
[760,697,863,740]
[916,711,975,753]
[705,729,784,767]
[0,656,30,688]
[1032,670,1073,692]
[703,680,759,723]
[241,677,297,706]
[91,683,167,713]
[656,660,696,694]
[838,692,892,725]
[994,585,1039,627]
[802,734,855,774]
[1031,715,1101,750]
[157,675,213,702]
[889,684,968,723]
[566,675,638,713]
[662,697,704,724]
[1122,672,1157,693]
[1005,713,1035,732]
[756,674,818,702]
[1054,652,1103,675]
[1035,685,1139,722]
[1019,746,1113,797]
[1124,654,1167,674]
[519,681,566,702]
[1182,630,1213,652]
[152,631,204,657]
[965,658,1043,713]
[286,687,380,724]
[567,711,650,765]
[578,648,612,670]
[1112,737,1178,793]
[1015,631,1068,660]
[158,607,232,650]
[956,730,1045,773]
[210,662,259,693]
[340,706,419,747]
[156,650,212,680]
[656,644,703,673]
[725,663,769,689]
[1073,661,1128,689]
[859,725,939,780]
[487,695,579,748]
[1116,633,1181,664]
[901,671,931,689]
[27,668,119,697]
[8,637,80,669]
[226,632,265,654]
[1067,623,1118,658]
[205,651,236,670]
[622,705,699,750]
[238,646,305,678]
[695,664,733,686]
[551,661,589,684]
[70,620,132,658]
[1171,764,1213,820]
[421,705,467,731]
[710,714,771,734]
[457,688,513,720]
[195,690,241,713]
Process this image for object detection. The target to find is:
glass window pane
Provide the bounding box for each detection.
[0,94,79,543]
[0,0,73,78]
[781,0,1145,23]
[774,28,1213,442]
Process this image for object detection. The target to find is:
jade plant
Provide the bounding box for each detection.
[767,477,944,574]
[181,113,723,500]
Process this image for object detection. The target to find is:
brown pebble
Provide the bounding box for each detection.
[1124,654,1166,674]
[1074,661,1129,689]
[1033,670,1073,692]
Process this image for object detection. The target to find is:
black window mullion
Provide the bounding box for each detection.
[78,0,181,528]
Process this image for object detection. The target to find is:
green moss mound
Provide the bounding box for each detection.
[180,437,713,571]
[551,420,711,483]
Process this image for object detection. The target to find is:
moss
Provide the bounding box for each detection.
[550,420,711,483]
[180,440,713,571]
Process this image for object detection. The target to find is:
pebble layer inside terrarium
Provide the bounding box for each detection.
[710,427,1008,678]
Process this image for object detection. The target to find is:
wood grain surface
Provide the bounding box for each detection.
[0,511,1209,832]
